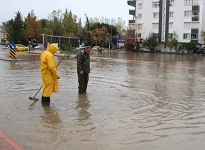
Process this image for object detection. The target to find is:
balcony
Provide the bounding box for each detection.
[191,29,198,43]
[129,9,136,16]
[129,20,135,24]
[128,29,135,36]
[127,0,136,7]
[191,28,198,33]
[192,15,199,21]
[192,5,200,11]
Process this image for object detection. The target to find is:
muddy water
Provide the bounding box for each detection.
[1,47,205,150]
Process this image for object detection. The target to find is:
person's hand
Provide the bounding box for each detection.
[79,71,83,75]
[57,76,60,79]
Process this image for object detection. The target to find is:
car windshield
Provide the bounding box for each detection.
[16,44,23,47]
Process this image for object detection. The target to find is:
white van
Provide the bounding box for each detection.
[76,45,86,50]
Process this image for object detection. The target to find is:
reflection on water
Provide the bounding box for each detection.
[1,49,205,150]
[76,94,91,122]
[41,106,62,128]
[10,61,16,69]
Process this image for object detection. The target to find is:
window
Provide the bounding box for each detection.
[138,14,142,19]
[153,12,159,18]
[193,11,199,17]
[170,0,174,6]
[152,33,159,38]
[169,12,174,17]
[184,11,192,17]
[138,3,142,9]
[183,33,191,39]
[137,33,141,37]
[184,22,199,29]
[184,0,192,6]
[169,23,173,29]
[191,33,198,39]
[169,33,173,39]
[152,23,159,29]
[153,2,159,8]
[137,24,142,30]
[192,0,198,5]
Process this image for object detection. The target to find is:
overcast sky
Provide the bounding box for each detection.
[0,0,131,27]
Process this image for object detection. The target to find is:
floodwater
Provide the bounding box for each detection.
[1,46,205,150]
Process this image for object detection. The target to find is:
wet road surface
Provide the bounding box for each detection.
[1,47,205,150]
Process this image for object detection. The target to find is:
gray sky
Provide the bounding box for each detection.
[0,0,131,27]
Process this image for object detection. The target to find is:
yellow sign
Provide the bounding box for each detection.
[9,49,17,59]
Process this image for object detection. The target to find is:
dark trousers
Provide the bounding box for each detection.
[78,73,89,94]
[41,96,50,106]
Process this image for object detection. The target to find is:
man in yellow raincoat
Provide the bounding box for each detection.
[40,43,60,106]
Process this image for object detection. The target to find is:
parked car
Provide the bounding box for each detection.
[16,44,29,51]
[34,44,45,50]
[193,47,205,54]
[92,46,104,50]
[75,45,86,50]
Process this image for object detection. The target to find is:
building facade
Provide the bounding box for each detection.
[128,0,205,51]
[0,29,7,44]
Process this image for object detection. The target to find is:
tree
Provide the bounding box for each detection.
[62,9,78,36]
[89,22,118,46]
[39,19,53,35]
[114,17,127,37]
[88,26,110,46]
[47,9,64,36]
[142,33,158,52]
[201,31,205,44]
[24,10,41,42]
[76,18,86,45]
[166,31,178,52]
[2,11,24,43]
[185,41,196,52]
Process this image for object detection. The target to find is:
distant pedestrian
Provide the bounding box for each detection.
[77,46,91,94]
[40,43,60,106]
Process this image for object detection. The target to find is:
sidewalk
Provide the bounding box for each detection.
[0,130,23,150]
[28,50,68,57]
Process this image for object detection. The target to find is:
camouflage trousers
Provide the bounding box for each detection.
[78,73,89,94]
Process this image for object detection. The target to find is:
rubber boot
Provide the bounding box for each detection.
[41,96,50,106]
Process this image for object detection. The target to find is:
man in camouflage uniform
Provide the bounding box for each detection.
[77,46,91,94]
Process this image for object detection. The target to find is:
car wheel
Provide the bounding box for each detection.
[25,48,28,51]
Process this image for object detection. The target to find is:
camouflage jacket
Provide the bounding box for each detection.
[77,50,90,73]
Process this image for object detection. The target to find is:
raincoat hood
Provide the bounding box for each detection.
[47,44,58,54]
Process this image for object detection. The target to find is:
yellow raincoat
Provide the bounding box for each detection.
[40,44,60,97]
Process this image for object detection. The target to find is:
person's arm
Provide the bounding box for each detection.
[77,53,84,75]
[47,55,60,79]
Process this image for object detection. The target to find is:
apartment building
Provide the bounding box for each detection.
[0,29,7,44]
[128,0,205,51]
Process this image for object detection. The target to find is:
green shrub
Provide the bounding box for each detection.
[60,43,74,52]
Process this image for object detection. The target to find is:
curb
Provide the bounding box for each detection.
[0,130,23,150]
[0,58,21,62]
[28,51,68,57]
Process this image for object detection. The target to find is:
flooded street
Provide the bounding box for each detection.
[1,46,205,150]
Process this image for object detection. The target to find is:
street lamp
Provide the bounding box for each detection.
[110,20,113,42]
[84,14,91,45]
[84,14,89,30]
[107,38,110,49]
